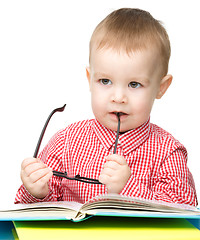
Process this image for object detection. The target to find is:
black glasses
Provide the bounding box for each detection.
[33,105,121,184]
[52,171,102,184]
[33,104,66,158]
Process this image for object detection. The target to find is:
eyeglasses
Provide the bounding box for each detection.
[33,105,121,184]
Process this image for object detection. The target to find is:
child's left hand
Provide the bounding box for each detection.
[99,154,131,194]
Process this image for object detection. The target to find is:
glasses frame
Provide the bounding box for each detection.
[33,104,124,185]
[52,171,102,184]
[33,104,66,158]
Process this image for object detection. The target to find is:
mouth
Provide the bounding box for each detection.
[113,112,127,117]
[110,111,128,120]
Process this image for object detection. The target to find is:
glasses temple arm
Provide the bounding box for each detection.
[113,113,121,154]
[33,104,66,158]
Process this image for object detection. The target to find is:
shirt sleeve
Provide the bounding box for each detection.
[120,147,198,207]
[14,129,66,204]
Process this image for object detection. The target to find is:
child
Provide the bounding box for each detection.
[15,8,198,206]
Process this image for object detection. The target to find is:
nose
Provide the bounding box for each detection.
[111,87,127,104]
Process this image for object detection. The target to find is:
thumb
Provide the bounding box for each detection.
[105,154,127,165]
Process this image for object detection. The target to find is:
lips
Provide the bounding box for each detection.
[109,111,128,120]
[112,111,128,117]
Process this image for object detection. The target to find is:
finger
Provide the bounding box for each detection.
[23,162,49,177]
[99,173,110,185]
[100,167,115,177]
[105,154,127,165]
[29,168,52,184]
[21,158,43,170]
[35,170,53,185]
[103,160,119,170]
[21,158,38,170]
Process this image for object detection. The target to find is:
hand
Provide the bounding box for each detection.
[99,154,131,194]
[20,158,53,199]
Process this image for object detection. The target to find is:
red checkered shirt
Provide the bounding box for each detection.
[15,118,198,206]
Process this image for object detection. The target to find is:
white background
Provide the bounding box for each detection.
[0,0,199,207]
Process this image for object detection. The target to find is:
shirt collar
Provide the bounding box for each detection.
[92,118,150,155]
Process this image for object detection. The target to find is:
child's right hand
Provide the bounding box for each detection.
[20,158,53,199]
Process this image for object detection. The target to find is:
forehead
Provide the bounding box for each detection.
[90,47,162,80]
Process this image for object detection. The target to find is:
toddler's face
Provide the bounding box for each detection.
[87,47,171,132]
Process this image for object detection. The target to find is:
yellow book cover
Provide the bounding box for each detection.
[14,216,200,240]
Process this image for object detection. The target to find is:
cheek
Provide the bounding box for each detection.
[140,99,154,113]
[131,91,155,113]
[91,90,105,113]
[91,85,108,103]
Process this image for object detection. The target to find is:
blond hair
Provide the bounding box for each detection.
[89,8,171,77]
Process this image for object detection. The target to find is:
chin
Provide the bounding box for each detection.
[101,122,117,132]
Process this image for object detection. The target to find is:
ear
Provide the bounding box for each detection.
[86,66,91,82]
[156,74,173,99]
[86,66,91,91]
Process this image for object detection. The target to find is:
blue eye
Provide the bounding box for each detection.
[100,79,112,85]
[128,81,141,88]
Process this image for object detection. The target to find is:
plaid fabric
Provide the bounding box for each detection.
[15,119,198,206]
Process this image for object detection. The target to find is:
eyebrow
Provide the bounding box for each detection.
[93,72,112,79]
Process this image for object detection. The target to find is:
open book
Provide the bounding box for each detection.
[0,194,200,222]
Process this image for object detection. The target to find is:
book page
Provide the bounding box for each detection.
[0,201,83,221]
[80,194,200,216]
[0,201,83,212]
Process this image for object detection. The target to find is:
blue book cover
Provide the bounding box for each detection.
[0,221,18,240]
